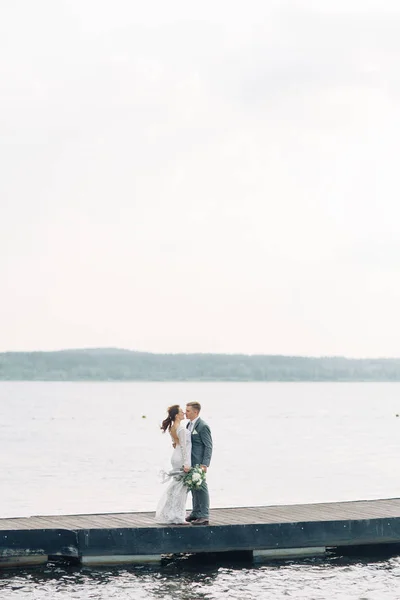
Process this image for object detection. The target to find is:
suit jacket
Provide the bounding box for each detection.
[188,417,213,468]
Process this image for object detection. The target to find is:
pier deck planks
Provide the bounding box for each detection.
[2,498,400,566]
[2,498,400,530]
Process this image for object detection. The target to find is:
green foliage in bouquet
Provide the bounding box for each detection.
[182,465,206,491]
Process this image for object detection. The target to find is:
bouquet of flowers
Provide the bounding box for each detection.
[182,464,206,491]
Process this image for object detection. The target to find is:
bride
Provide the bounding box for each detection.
[155,405,192,524]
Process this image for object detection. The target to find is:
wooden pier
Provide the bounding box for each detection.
[2,498,400,568]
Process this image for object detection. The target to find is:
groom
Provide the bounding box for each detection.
[185,402,213,526]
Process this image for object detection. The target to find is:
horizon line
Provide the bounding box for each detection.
[1,347,400,361]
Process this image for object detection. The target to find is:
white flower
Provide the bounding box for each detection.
[192,473,201,482]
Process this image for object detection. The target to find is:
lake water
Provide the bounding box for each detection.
[1,381,400,599]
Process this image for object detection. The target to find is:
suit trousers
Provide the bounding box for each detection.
[191,481,209,518]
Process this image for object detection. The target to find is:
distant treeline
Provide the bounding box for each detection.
[1,348,400,381]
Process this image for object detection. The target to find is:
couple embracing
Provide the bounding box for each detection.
[155,402,212,525]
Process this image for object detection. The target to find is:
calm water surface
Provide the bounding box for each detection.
[1,381,400,599]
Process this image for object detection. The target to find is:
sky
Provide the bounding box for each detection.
[1,0,400,357]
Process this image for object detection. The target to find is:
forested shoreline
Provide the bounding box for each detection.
[1,348,400,381]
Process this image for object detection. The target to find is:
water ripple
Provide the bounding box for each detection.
[1,556,400,600]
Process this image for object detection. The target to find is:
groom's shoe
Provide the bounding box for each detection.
[185,514,197,522]
[191,518,209,526]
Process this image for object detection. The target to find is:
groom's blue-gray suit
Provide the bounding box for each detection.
[188,417,213,519]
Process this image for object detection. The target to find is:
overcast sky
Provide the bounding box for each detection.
[1,0,400,356]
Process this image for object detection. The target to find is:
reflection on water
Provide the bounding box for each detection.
[2,552,400,600]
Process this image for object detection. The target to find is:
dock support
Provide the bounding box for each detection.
[2,499,400,570]
[81,554,162,566]
[253,547,326,562]
[0,554,48,568]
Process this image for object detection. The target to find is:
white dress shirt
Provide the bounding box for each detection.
[188,416,200,432]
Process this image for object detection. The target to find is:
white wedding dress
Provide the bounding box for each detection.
[155,425,192,524]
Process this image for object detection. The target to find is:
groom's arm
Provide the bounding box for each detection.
[200,424,213,468]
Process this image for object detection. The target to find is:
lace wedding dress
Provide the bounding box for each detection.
[155,425,192,524]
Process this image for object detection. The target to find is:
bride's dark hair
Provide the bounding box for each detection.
[161,405,180,432]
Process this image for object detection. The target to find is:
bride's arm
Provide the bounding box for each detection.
[178,427,191,469]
